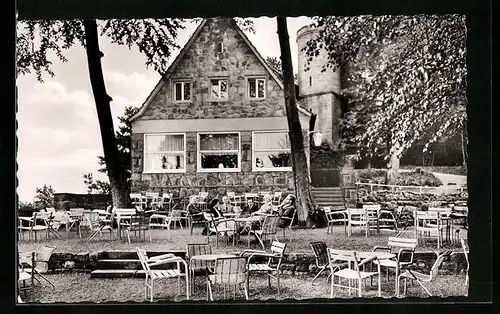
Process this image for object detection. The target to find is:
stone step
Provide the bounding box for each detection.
[97,259,141,270]
[100,250,186,260]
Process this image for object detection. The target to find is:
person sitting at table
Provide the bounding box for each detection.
[276,194,296,228]
[251,194,274,217]
[240,198,259,218]
[218,196,234,213]
[208,198,225,219]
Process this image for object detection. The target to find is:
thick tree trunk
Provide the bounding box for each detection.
[277,17,316,227]
[83,20,129,208]
[386,154,400,185]
[461,123,468,172]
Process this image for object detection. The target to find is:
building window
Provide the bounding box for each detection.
[253,131,292,171]
[173,81,191,102]
[210,79,228,100]
[248,78,266,99]
[144,133,186,173]
[198,132,240,172]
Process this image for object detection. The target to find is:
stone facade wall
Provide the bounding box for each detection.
[139,18,287,121]
[131,130,310,198]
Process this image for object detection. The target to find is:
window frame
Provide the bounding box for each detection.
[197,131,241,173]
[247,77,267,100]
[173,80,192,102]
[210,78,229,101]
[252,130,292,172]
[143,133,187,174]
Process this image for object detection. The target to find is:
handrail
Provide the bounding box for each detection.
[354,182,467,195]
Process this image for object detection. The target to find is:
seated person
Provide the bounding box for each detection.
[218,196,234,213]
[239,198,259,218]
[186,196,203,217]
[208,198,224,219]
[251,194,274,217]
[276,194,296,228]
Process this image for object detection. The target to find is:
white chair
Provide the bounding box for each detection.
[327,248,381,298]
[347,208,368,237]
[414,210,446,249]
[136,248,189,302]
[460,238,469,288]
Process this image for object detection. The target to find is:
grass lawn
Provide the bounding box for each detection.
[18,225,469,303]
[17,225,467,255]
[22,269,468,303]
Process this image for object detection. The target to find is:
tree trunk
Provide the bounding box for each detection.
[276,17,316,227]
[386,154,400,185]
[461,123,468,172]
[83,20,129,208]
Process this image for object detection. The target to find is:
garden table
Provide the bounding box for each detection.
[234,216,263,247]
[356,251,395,260]
[189,254,237,272]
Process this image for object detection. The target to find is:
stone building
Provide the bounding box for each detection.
[129,18,317,198]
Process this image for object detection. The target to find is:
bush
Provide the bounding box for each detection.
[397,170,442,187]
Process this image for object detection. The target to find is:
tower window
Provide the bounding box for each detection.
[309,76,312,86]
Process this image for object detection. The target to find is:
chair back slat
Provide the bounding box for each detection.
[262,215,280,235]
[310,241,328,267]
[187,243,212,270]
[212,257,247,285]
[270,241,286,255]
[136,248,151,272]
[363,204,381,212]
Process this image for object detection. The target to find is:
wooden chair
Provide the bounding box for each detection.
[278,207,296,241]
[136,248,189,302]
[397,250,452,297]
[67,208,85,238]
[347,207,368,237]
[206,257,249,301]
[240,240,287,295]
[460,238,469,287]
[124,214,152,244]
[130,193,146,210]
[372,237,418,293]
[310,241,346,285]
[327,248,381,298]
[186,243,213,292]
[203,213,237,247]
[250,215,280,249]
[323,206,348,235]
[115,208,137,239]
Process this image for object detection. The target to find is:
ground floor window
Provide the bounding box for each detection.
[144,133,186,173]
[198,132,240,172]
[252,131,292,171]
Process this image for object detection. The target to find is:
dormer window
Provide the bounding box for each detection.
[173,81,191,102]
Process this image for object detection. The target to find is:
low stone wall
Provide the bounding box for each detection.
[46,250,468,276]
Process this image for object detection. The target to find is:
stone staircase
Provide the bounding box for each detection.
[90,250,186,278]
[311,187,345,208]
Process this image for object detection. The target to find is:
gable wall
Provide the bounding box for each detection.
[138,18,286,121]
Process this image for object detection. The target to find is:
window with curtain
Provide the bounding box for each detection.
[211,78,228,100]
[198,133,240,171]
[144,134,186,173]
[173,81,191,101]
[253,131,292,171]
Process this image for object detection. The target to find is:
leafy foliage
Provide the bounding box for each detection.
[16,19,186,80]
[97,106,139,185]
[33,184,55,210]
[83,173,112,195]
[265,56,297,81]
[304,15,467,161]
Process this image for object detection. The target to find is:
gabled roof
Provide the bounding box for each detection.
[130,18,311,122]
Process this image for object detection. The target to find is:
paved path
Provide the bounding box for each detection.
[432,172,467,186]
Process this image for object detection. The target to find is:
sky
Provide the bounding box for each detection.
[16,16,314,202]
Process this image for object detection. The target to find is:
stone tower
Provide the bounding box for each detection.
[296,25,343,148]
